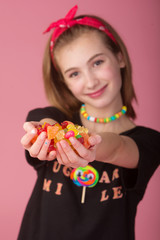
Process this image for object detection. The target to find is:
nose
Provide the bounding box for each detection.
[84,70,99,89]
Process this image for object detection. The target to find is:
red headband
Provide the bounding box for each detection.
[43,5,117,65]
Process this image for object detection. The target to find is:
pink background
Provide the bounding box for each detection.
[0,0,159,239]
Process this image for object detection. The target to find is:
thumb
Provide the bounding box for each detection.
[88,134,102,146]
[23,121,39,133]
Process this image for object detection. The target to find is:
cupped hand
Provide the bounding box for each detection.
[56,134,102,168]
[21,121,56,161]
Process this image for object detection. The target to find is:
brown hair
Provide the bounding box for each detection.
[42,15,137,119]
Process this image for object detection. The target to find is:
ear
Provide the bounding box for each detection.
[117,52,125,68]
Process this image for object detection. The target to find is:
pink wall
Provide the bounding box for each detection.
[0,0,159,239]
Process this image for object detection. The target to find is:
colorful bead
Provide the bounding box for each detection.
[80,104,127,124]
[106,118,110,123]
[99,118,104,123]
[89,116,95,122]
[83,113,88,118]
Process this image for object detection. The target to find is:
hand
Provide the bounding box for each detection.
[56,134,102,168]
[21,121,56,161]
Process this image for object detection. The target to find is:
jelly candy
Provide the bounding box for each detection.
[47,140,56,153]
[56,130,65,141]
[80,133,90,149]
[65,130,75,139]
[77,137,84,145]
[30,121,90,152]
[61,121,73,129]
[47,125,60,140]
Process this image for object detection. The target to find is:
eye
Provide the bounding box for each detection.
[93,60,104,67]
[87,173,94,180]
[76,170,83,177]
[69,71,79,78]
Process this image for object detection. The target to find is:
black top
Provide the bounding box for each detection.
[17,107,160,240]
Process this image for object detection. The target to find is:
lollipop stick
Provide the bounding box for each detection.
[81,186,86,204]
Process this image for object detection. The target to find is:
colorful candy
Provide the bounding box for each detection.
[64,130,75,139]
[47,125,60,139]
[31,121,90,152]
[70,165,99,203]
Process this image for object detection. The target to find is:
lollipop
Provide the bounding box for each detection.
[70,165,99,203]
[31,121,90,152]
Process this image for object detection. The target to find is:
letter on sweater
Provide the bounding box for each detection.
[99,171,110,183]
[55,183,63,195]
[43,179,52,192]
[112,186,123,199]
[100,190,109,202]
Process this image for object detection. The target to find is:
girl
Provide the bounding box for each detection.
[18,5,160,240]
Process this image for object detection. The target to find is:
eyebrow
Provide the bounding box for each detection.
[64,53,105,74]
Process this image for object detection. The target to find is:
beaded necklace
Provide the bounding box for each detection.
[80,104,127,123]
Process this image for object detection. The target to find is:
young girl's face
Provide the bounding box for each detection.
[55,31,125,110]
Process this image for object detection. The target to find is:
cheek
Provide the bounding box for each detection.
[103,65,122,84]
[67,81,84,95]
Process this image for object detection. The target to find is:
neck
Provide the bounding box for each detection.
[85,95,124,118]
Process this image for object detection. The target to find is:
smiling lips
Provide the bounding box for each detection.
[86,84,107,98]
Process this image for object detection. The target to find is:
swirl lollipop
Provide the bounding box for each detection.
[70,165,99,203]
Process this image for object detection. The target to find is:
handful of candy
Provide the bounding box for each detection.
[31,121,90,152]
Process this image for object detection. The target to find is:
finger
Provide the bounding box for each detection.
[21,131,37,149]
[56,141,72,165]
[36,138,51,160]
[69,137,92,161]
[56,148,64,165]
[59,139,88,167]
[47,151,57,161]
[29,132,46,158]
[56,146,87,168]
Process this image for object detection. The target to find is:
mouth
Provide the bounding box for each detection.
[86,84,107,98]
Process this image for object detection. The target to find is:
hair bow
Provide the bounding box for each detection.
[43,5,117,65]
[44,5,78,32]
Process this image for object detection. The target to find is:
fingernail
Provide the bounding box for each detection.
[50,151,55,156]
[31,129,36,134]
[40,132,46,139]
[69,137,76,144]
[89,138,95,145]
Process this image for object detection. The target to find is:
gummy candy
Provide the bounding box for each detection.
[31,121,90,152]
[47,125,60,140]
[77,137,84,145]
[56,130,65,141]
[61,121,73,129]
[47,139,56,152]
[80,132,90,149]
